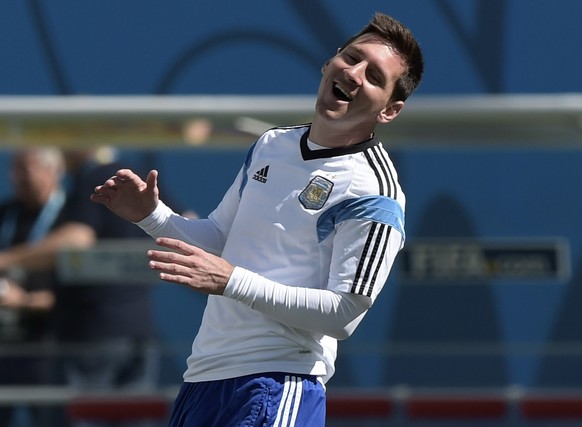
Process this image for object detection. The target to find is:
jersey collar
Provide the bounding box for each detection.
[300,127,379,160]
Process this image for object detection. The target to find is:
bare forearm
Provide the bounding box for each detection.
[0,279,54,311]
[0,222,96,271]
[22,290,55,311]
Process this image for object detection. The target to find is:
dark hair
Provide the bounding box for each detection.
[339,12,424,102]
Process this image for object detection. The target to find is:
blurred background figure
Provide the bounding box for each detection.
[0,147,66,427]
[55,147,160,427]
[0,147,160,427]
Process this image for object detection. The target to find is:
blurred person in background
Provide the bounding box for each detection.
[0,147,66,427]
[0,147,160,427]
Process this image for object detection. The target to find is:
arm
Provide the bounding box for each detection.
[0,167,161,272]
[147,237,367,336]
[0,278,55,311]
[224,267,371,340]
[147,221,403,339]
[136,165,245,255]
[223,217,404,338]
[136,201,227,256]
[0,222,95,271]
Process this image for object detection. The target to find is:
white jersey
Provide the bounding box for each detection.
[137,124,405,384]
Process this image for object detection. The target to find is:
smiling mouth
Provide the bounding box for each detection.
[332,83,353,102]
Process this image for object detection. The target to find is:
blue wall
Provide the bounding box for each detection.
[1,0,580,95]
[334,146,582,389]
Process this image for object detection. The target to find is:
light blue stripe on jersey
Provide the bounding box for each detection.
[316,195,405,243]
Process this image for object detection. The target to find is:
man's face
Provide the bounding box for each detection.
[315,34,405,132]
[11,152,58,208]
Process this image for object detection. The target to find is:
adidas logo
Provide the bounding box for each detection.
[252,165,269,183]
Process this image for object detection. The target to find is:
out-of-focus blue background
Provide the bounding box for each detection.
[1,0,580,95]
[1,0,581,394]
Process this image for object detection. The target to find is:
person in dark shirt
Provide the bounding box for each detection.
[0,148,66,427]
[0,147,160,427]
[55,149,158,395]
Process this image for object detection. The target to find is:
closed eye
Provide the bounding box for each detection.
[344,53,358,65]
[367,70,385,87]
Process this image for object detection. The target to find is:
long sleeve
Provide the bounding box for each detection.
[224,266,372,340]
[135,166,246,256]
[135,200,226,255]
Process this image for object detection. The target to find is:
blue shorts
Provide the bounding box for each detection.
[167,372,326,427]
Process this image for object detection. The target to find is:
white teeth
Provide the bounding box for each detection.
[334,83,353,101]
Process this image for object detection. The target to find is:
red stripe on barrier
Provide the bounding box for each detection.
[521,396,582,419]
[327,394,393,418]
[68,396,169,421]
[406,396,507,419]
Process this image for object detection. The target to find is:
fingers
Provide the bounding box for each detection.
[146,169,158,190]
[90,181,116,204]
[153,237,194,255]
[148,248,189,265]
[116,168,141,182]
[99,169,146,190]
[89,192,109,205]
[148,253,191,281]
[91,168,148,199]
[91,170,133,195]
[147,245,195,286]
[145,170,160,202]
[90,178,120,204]
[147,238,233,295]
[148,238,196,270]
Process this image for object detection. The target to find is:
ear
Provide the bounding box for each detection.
[377,101,405,124]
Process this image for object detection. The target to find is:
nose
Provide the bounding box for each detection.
[344,61,366,85]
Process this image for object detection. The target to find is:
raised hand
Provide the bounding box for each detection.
[90,169,159,223]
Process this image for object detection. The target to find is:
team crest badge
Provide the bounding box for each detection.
[299,176,333,210]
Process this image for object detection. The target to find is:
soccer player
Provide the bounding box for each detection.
[91,12,424,427]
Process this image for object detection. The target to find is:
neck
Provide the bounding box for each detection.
[309,117,374,148]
